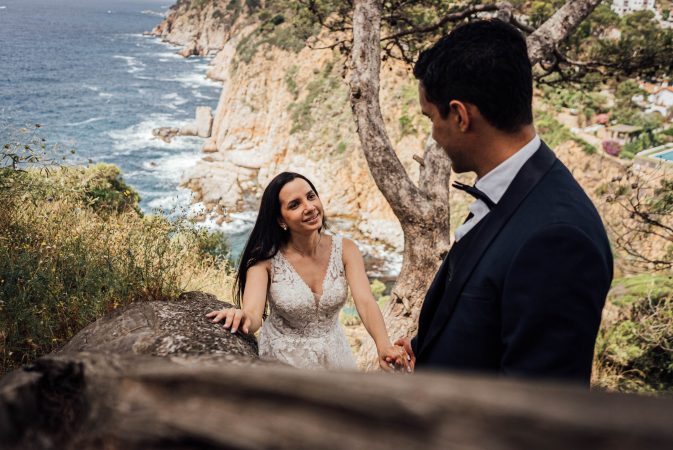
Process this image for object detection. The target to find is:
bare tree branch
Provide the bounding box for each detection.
[527,0,604,65]
[381,3,501,42]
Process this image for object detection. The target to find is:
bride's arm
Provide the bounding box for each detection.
[342,238,410,372]
[206,261,268,334]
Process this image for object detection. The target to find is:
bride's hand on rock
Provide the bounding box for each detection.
[378,344,412,373]
[205,308,251,334]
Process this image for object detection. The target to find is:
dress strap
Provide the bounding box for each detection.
[330,234,344,275]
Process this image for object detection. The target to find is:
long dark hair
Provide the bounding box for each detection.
[233,172,326,308]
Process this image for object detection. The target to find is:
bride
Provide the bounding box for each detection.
[206,172,410,371]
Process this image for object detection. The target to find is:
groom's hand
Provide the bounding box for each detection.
[206,308,251,334]
[394,338,416,371]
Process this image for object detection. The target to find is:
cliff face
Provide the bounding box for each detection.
[151,0,242,56]
[155,2,428,250]
[153,2,652,262]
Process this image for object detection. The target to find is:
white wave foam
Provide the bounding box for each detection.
[191,90,215,100]
[153,51,181,60]
[160,73,221,89]
[0,6,7,9]
[65,117,104,127]
[162,92,188,110]
[141,10,166,18]
[142,152,198,181]
[112,55,145,74]
[146,188,193,212]
[107,115,203,153]
[196,210,257,236]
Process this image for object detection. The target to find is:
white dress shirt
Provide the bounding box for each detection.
[454,134,541,242]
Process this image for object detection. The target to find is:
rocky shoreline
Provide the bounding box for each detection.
[147,1,433,257]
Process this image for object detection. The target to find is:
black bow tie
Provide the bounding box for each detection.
[452,181,496,210]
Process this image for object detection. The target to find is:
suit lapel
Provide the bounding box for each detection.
[418,142,558,358]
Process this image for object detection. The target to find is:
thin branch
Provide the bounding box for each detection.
[381,4,500,42]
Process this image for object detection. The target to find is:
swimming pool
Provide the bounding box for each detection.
[637,144,673,164]
[654,150,673,161]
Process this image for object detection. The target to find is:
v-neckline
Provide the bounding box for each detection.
[279,235,334,299]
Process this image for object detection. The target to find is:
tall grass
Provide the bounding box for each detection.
[0,136,233,374]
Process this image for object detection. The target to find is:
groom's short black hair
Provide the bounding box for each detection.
[413,19,533,132]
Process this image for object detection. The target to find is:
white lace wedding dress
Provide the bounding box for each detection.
[258,235,357,370]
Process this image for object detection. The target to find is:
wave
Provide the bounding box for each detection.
[191,90,216,100]
[142,152,198,181]
[0,6,7,9]
[160,73,221,89]
[162,92,189,110]
[146,188,194,213]
[141,10,166,18]
[106,115,202,153]
[65,117,104,127]
[112,55,145,74]
[152,51,182,60]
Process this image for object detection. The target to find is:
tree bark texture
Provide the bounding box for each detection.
[3,351,673,450]
[349,0,604,367]
[527,0,604,65]
[350,0,451,369]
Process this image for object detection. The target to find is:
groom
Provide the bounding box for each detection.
[396,20,613,385]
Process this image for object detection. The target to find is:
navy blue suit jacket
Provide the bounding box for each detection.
[412,143,613,385]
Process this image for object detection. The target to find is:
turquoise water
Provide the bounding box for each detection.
[655,150,673,161]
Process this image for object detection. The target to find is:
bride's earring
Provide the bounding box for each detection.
[281,224,287,231]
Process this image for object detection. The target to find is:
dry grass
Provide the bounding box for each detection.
[0,163,233,375]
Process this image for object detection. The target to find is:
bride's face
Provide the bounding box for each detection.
[278,178,324,233]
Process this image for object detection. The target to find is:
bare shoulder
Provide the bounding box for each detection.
[340,237,362,261]
[248,258,272,275]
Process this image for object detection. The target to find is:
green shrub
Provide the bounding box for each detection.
[536,111,597,155]
[285,65,299,99]
[593,274,673,394]
[288,61,340,134]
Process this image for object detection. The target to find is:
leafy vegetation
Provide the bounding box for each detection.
[593,274,673,394]
[0,130,232,375]
[535,110,596,155]
[288,60,341,134]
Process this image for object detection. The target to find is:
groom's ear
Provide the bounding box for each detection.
[449,100,471,133]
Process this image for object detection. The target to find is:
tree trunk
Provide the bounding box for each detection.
[349,0,604,368]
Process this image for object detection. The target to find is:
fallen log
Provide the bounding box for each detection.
[2,351,673,450]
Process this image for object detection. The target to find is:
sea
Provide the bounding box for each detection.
[0,0,219,213]
[0,0,401,278]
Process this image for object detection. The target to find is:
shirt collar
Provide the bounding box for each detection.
[475,134,541,205]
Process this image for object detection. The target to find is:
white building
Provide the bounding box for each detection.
[646,85,673,115]
[611,0,656,16]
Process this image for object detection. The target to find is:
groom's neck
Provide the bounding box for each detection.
[470,124,537,179]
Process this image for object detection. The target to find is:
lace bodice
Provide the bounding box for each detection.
[258,235,356,370]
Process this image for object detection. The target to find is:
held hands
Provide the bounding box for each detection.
[393,337,416,372]
[205,308,251,334]
[378,343,413,373]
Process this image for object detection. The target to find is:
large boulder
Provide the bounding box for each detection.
[58,291,258,364]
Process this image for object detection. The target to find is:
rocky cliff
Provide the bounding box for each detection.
[152,1,429,252]
[152,1,666,269]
